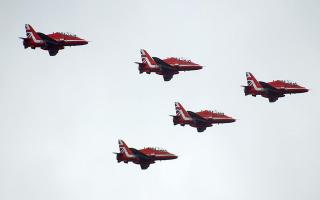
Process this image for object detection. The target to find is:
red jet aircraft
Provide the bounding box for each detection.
[114,140,178,170]
[135,49,203,81]
[171,102,236,132]
[243,72,309,102]
[20,24,88,56]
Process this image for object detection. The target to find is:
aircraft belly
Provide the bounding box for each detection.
[285,88,305,94]
[157,157,172,160]
[64,41,85,46]
[178,66,197,71]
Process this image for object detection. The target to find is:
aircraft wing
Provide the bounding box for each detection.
[152,57,178,72]
[187,111,210,125]
[37,32,61,46]
[130,148,153,162]
[259,81,284,96]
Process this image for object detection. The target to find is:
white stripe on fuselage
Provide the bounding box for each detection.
[57,39,85,42]
[153,154,174,157]
[274,87,304,90]
[174,65,198,67]
[209,117,232,120]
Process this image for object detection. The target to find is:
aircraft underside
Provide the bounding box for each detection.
[48,49,59,56]
[189,123,211,132]
[163,74,174,81]
[268,96,279,102]
[140,163,150,170]
[262,93,285,103]
[196,127,207,132]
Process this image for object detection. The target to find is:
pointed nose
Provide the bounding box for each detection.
[171,154,178,159]
[303,88,309,93]
[82,40,89,45]
[226,117,236,123]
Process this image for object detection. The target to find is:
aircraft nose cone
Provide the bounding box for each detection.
[172,154,178,159]
[304,88,309,93]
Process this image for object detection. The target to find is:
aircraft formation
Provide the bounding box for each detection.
[21,24,309,170]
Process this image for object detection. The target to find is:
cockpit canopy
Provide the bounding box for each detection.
[281,80,298,86]
[55,32,78,37]
[175,57,192,62]
[144,147,168,152]
[166,57,192,63]
[202,110,225,115]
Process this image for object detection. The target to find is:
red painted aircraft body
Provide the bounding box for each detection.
[243,72,309,102]
[114,140,178,170]
[172,102,236,132]
[135,49,203,81]
[20,24,88,56]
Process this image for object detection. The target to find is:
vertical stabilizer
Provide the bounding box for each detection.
[118,139,134,158]
[140,49,156,68]
[246,72,263,90]
[175,102,192,120]
[25,24,42,43]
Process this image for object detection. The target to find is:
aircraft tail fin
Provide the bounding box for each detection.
[246,72,263,90]
[118,139,134,159]
[25,24,42,43]
[140,49,156,67]
[175,102,191,120]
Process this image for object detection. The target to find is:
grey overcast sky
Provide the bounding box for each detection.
[0,0,319,200]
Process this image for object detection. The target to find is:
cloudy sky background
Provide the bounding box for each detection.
[0,0,319,200]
